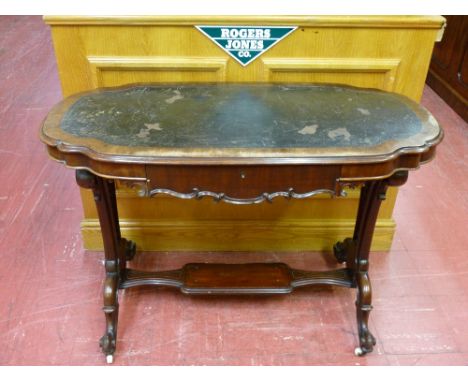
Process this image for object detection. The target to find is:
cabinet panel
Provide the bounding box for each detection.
[427,16,468,122]
[87,56,228,86]
[458,43,468,87]
[431,15,463,70]
[262,58,399,90]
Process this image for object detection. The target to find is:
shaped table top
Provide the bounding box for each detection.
[41,84,442,165]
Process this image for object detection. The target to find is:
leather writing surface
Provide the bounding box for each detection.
[60,85,430,149]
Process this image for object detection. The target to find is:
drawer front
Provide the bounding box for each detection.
[146,164,341,199]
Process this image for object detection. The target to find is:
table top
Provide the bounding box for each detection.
[41,84,442,166]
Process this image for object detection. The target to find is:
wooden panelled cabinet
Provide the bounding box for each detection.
[44,15,445,252]
[427,15,468,122]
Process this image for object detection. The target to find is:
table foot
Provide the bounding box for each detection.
[355,269,375,355]
[354,346,372,357]
[355,298,376,356]
[100,271,119,359]
[105,354,114,364]
[356,329,376,355]
[354,347,364,356]
[100,332,116,359]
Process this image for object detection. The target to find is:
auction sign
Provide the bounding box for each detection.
[196,25,297,66]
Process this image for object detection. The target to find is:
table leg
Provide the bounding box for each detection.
[333,171,408,355]
[76,170,131,363]
[108,180,137,261]
[351,180,388,355]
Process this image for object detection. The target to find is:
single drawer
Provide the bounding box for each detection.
[145,164,341,201]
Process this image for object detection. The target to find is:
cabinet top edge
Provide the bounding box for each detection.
[43,15,446,29]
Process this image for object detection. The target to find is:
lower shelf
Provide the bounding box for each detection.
[120,263,354,294]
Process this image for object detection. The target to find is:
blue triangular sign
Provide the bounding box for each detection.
[196,25,297,67]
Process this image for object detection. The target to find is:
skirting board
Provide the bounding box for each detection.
[81,218,396,252]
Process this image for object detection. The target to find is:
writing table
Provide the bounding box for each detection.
[40,84,443,363]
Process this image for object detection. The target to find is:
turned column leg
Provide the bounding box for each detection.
[76,170,125,363]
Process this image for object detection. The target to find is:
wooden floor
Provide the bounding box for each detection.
[1,16,467,366]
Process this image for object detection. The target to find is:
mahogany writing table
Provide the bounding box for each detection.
[40,84,443,363]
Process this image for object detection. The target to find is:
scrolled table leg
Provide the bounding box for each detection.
[355,261,376,355]
[352,171,408,355]
[346,176,402,355]
[100,271,118,361]
[76,170,123,362]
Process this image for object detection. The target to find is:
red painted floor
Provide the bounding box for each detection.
[0,16,467,366]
